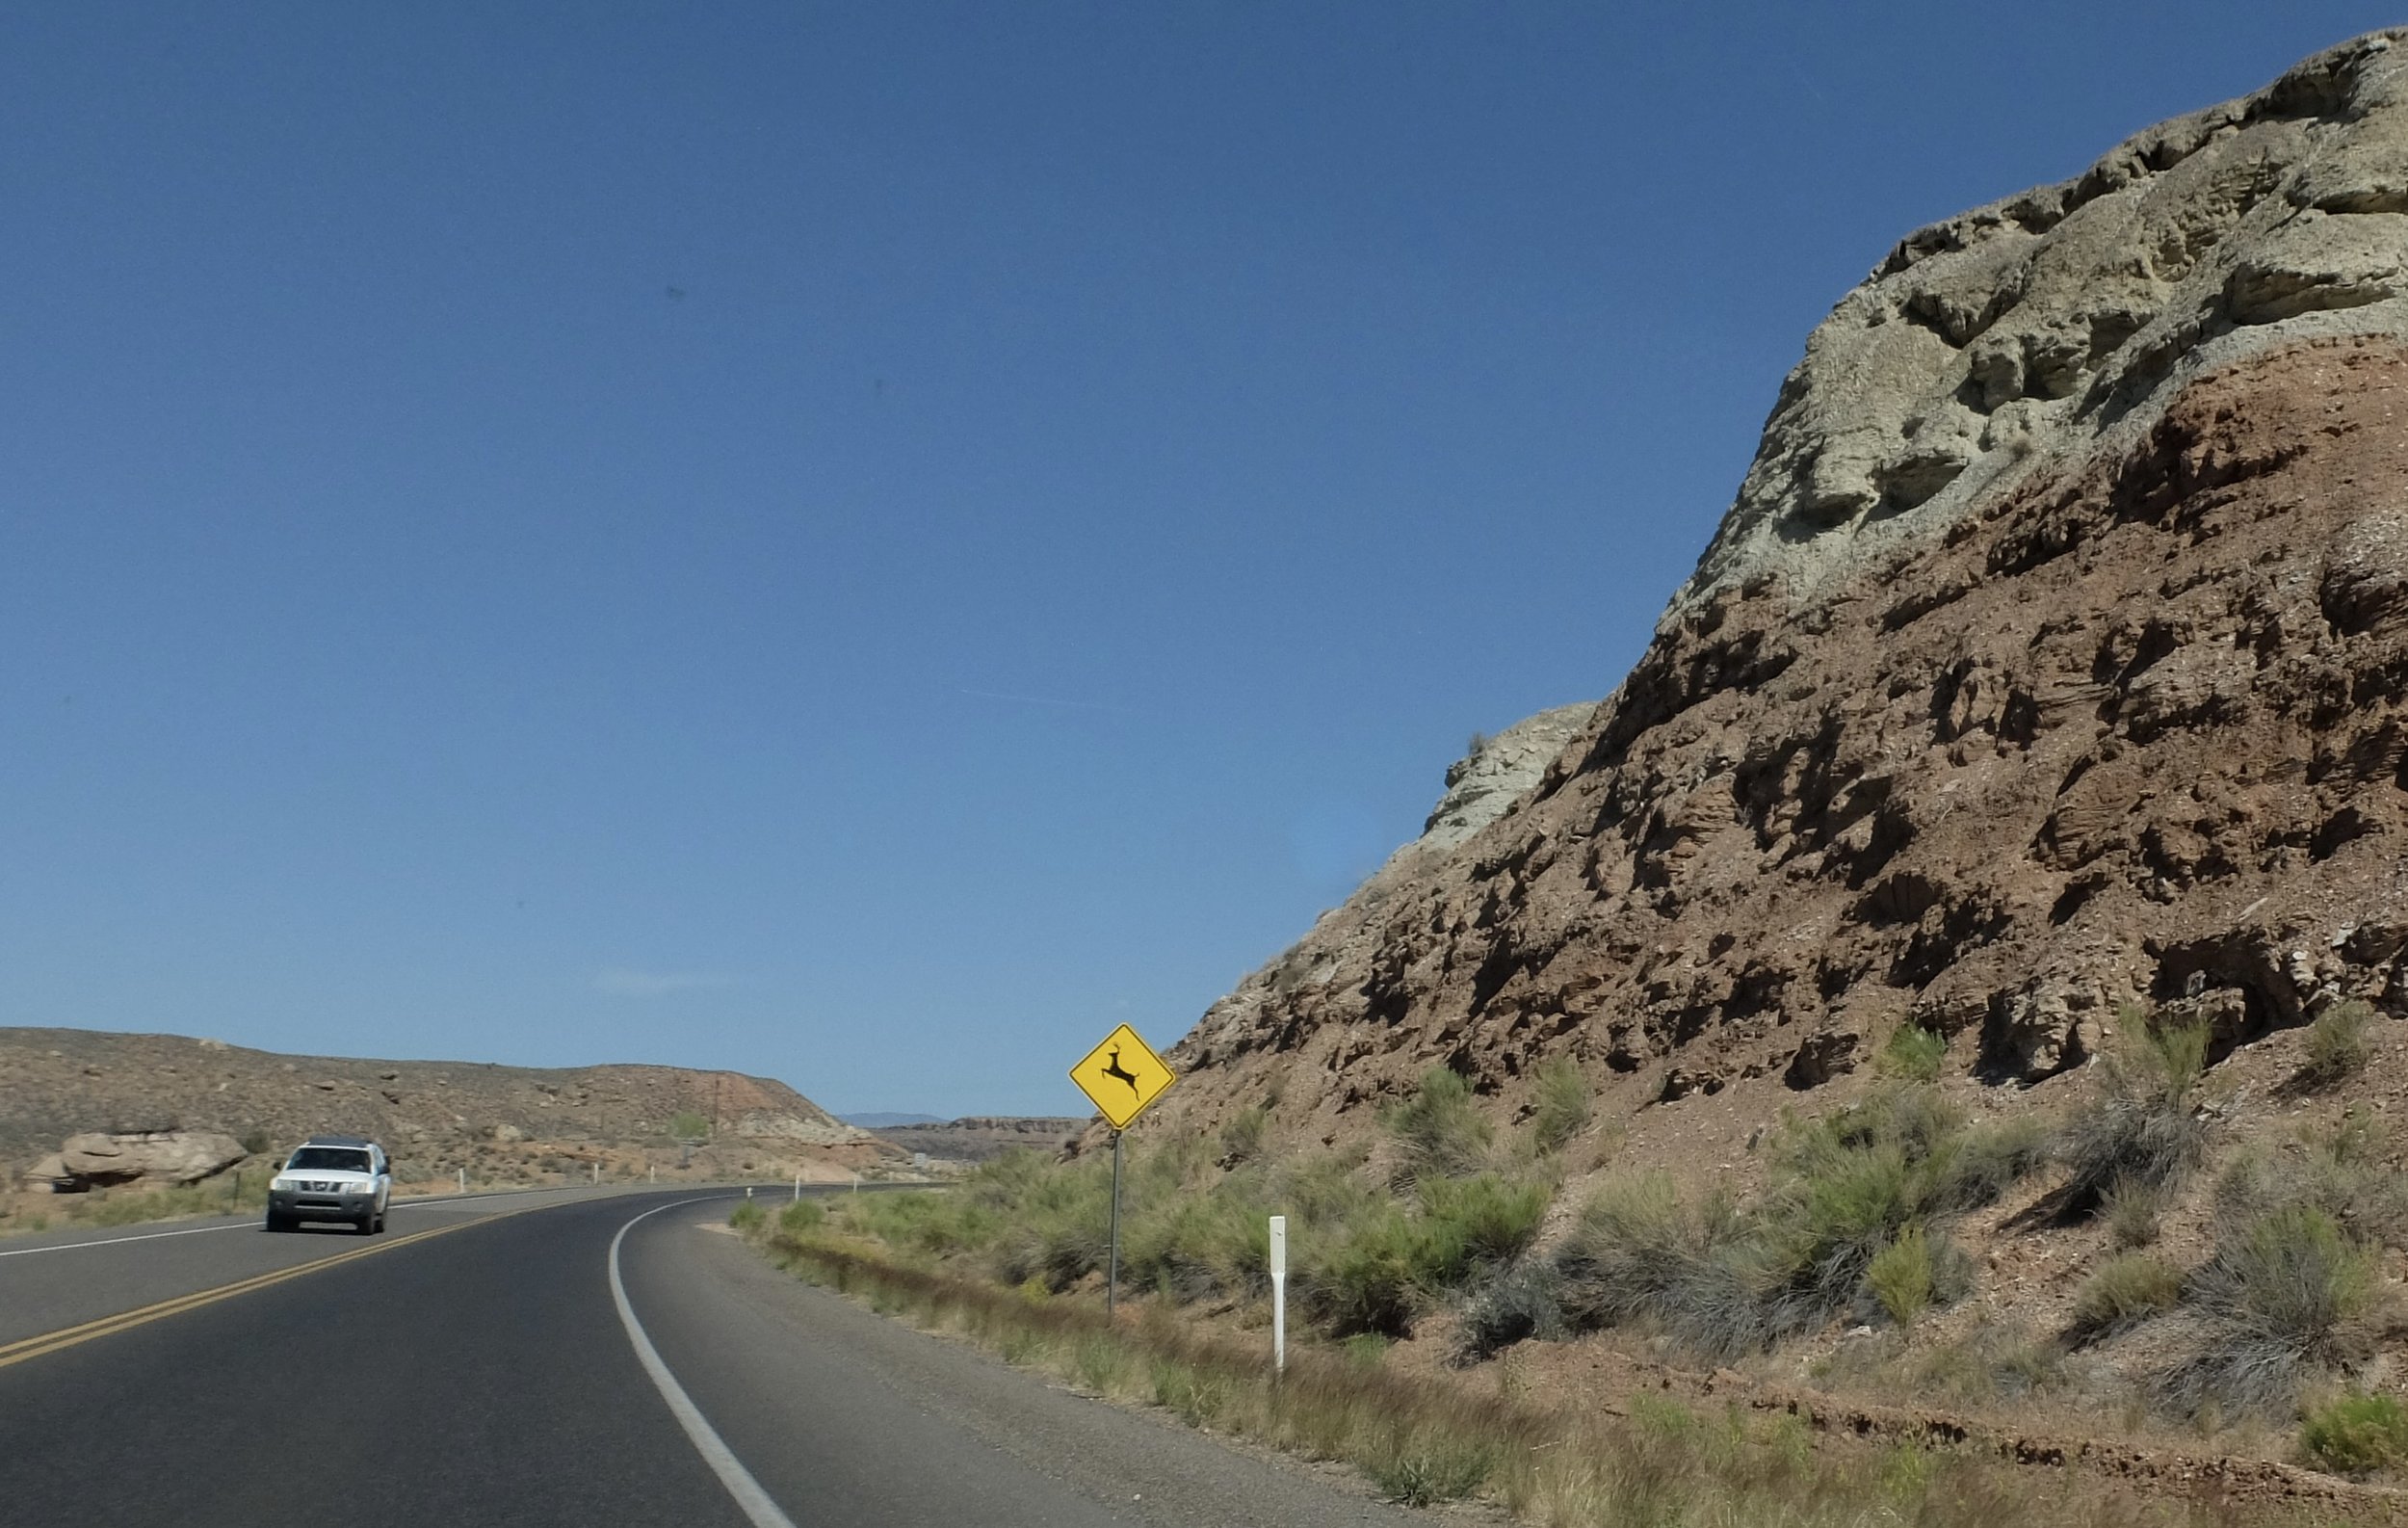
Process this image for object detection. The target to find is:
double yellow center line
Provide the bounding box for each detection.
[0,1221,473,1372]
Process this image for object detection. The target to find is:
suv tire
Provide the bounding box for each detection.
[265,1211,292,1233]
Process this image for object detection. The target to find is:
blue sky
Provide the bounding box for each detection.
[3,4,2395,1118]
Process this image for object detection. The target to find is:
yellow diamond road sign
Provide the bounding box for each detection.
[1069,1023,1176,1129]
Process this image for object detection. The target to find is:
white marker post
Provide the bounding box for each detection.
[458,1167,467,1195]
[1269,1215,1287,1379]
[793,1173,801,1201]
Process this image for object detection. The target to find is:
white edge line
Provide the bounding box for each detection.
[0,1221,254,1258]
[609,1199,798,1528]
[0,1187,582,1258]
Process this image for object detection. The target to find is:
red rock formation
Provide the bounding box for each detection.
[1142,33,2408,1147]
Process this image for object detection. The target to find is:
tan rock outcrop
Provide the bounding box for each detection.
[22,1130,246,1193]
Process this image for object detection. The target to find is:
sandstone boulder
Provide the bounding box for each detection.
[30,1130,247,1193]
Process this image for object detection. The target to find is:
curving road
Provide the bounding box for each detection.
[0,1190,1418,1528]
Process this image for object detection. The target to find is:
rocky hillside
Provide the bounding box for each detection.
[0,1027,894,1183]
[870,1116,1090,1164]
[1143,30,2408,1149]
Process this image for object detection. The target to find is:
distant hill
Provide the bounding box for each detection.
[840,1112,947,1128]
[872,1116,1087,1163]
[0,1027,900,1184]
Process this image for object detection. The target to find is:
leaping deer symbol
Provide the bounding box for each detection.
[1100,1046,1141,1095]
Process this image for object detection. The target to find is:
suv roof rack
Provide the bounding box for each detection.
[301,1134,375,1148]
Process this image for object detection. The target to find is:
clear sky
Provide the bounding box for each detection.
[4,4,2395,1119]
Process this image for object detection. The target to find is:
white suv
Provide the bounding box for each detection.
[266,1136,392,1234]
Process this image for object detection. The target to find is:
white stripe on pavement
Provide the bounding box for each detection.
[608,1199,798,1528]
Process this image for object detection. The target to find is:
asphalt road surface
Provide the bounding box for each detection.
[0,1189,1423,1528]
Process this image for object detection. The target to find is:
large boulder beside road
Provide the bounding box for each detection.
[20,1130,248,1194]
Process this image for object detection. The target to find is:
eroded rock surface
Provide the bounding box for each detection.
[1144,32,2408,1145]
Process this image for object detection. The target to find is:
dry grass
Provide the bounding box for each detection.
[747,1222,2301,1527]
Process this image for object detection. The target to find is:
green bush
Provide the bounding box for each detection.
[1877,1024,1948,1083]
[2069,1252,2183,1341]
[1305,1204,1427,1337]
[2302,999,2377,1089]
[1385,1067,1491,1186]
[1868,1226,1936,1327]
[1417,1172,1548,1272]
[1530,1058,1591,1154]
[778,1199,825,1234]
[728,1199,766,1232]
[2301,1392,2408,1477]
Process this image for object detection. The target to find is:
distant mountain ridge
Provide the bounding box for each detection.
[840,1112,947,1128]
[0,1027,893,1180]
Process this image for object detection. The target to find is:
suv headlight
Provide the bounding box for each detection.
[342,1179,375,1195]
[272,1175,298,1192]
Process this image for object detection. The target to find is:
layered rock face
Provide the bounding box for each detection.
[1146,32,2408,1143]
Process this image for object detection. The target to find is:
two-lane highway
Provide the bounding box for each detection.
[0,1191,1421,1527]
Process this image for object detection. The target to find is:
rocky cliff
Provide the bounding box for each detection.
[1142,31,2408,1147]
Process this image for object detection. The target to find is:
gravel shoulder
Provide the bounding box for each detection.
[634,1207,1450,1528]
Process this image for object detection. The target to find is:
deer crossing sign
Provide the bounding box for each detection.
[1068,1023,1176,1129]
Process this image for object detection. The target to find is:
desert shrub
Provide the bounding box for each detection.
[2100,1178,2167,1249]
[2069,1252,2183,1341]
[728,1199,766,1232]
[1553,1172,1715,1331]
[1418,1172,1549,1271]
[1123,1185,1269,1302]
[2301,999,2376,1088]
[1939,1116,2053,1212]
[1453,1260,1567,1364]
[1530,1058,1591,1154]
[2214,1113,2408,1252]
[2056,1015,2211,1217]
[777,1199,825,1234]
[1217,1104,1269,1166]
[2155,1203,2381,1418]
[2301,1392,2408,1477]
[1305,1204,1428,1337]
[1553,1091,2028,1363]
[1909,1320,2067,1405]
[1385,1067,1492,1186]
[1877,1023,1948,1083]
[1299,1171,1548,1338]
[1868,1226,1936,1327]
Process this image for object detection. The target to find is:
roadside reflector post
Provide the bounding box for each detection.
[591,1162,599,1185]
[793,1174,801,1201]
[746,1185,753,1200]
[1107,1129,1125,1320]
[650,1164,657,1184]
[1269,1215,1287,1378]
[458,1167,466,1195]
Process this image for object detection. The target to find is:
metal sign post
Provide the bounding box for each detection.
[1107,1129,1125,1318]
[1269,1214,1287,1378]
[1068,1022,1177,1325]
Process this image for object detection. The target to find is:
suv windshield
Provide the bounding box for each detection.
[285,1148,372,1172]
